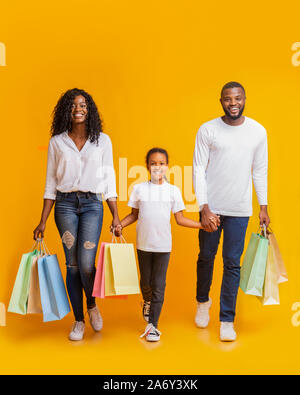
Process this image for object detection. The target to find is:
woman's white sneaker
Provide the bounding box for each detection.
[69,321,85,341]
[140,323,161,342]
[87,306,103,332]
[220,322,236,342]
[195,298,212,328]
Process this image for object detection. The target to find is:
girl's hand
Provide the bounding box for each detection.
[33,222,46,240]
[209,216,220,226]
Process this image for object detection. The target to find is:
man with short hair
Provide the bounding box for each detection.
[192,82,270,341]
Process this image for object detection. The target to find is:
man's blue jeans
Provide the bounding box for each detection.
[196,215,249,322]
[54,191,103,322]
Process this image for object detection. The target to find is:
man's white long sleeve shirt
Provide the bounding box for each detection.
[192,116,268,217]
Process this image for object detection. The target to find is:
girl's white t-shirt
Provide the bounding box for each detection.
[128,181,185,253]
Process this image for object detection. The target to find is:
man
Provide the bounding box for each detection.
[192,81,270,341]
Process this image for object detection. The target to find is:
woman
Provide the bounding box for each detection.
[33,88,121,341]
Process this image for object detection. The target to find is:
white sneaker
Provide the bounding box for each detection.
[69,321,85,341]
[87,306,103,332]
[195,298,212,328]
[140,323,161,342]
[142,301,151,322]
[220,322,236,342]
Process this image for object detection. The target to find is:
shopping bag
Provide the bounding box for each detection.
[0,303,6,326]
[8,250,39,315]
[257,242,280,305]
[105,236,140,296]
[92,242,107,298]
[27,256,43,314]
[240,227,269,296]
[38,254,70,322]
[268,232,288,284]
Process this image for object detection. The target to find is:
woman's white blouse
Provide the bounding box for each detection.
[43,132,118,200]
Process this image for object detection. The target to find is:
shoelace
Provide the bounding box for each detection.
[140,324,161,338]
[73,321,84,333]
[198,300,211,312]
[222,322,234,329]
[87,307,102,324]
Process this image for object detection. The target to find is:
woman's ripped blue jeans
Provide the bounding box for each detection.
[54,191,103,322]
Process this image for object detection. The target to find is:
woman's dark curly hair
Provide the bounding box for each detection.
[51,88,103,145]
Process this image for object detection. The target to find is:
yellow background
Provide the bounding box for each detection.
[0,0,300,375]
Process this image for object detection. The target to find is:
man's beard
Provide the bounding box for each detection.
[223,105,245,120]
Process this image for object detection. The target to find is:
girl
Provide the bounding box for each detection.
[33,88,121,341]
[116,147,217,342]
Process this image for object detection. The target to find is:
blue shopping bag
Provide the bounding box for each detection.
[38,254,70,322]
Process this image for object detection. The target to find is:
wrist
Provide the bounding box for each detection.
[201,205,212,216]
[260,205,268,212]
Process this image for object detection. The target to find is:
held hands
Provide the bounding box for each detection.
[110,217,123,237]
[201,205,220,232]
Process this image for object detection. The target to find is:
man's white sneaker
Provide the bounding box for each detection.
[140,323,161,342]
[195,298,212,328]
[220,322,236,342]
[69,321,85,341]
[87,306,103,332]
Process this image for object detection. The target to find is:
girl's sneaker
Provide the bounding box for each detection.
[142,301,151,322]
[140,323,161,342]
[69,321,85,341]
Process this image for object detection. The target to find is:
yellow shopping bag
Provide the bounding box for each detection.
[0,302,6,326]
[104,235,140,296]
[257,243,280,305]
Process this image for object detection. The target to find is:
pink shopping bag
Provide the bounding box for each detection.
[93,242,106,298]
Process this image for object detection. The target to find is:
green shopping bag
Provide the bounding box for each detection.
[8,247,40,315]
[240,226,269,296]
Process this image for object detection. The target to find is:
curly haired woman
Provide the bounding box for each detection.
[33,88,121,341]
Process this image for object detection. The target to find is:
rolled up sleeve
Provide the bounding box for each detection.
[102,135,118,200]
[43,139,57,200]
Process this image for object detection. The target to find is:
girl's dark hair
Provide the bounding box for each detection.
[51,88,103,145]
[145,147,169,166]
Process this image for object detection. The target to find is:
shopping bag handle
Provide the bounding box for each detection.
[31,238,43,254]
[31,238,51,255]
[257,224,267,238]
[110,229,127,243]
